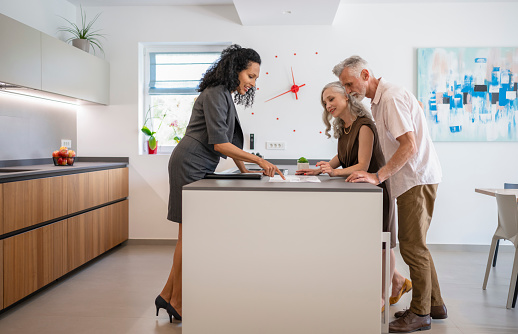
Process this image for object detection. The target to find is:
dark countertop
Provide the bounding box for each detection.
[0,158,128,183]
[185,165,381,193]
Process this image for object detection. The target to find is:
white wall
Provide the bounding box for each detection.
[0,0,75,39]
[3,1,518,244]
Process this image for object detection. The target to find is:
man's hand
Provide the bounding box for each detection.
[346,171,379,185]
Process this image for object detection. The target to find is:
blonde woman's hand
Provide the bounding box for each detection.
[295,168,321,175]
[316,161,338,177]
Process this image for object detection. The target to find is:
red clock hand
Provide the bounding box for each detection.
[265,89,294,102]
[291,83,305,100]
[291,67,295,85]
[265,84,306,102]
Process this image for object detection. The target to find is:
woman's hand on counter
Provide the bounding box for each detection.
[257,159,285,179]
[295,168,321,175]
[316,161,339,177]
[215,143,284,179]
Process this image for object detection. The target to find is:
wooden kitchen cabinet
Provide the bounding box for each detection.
[0,239,3,310]
[3,220,67,308]
[1,166,128,310]
[66,168,128,214]
[0,183,3,235]
[0,13,42,89]
[2,176,67,234]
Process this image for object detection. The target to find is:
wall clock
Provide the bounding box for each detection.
[265,67,306,102]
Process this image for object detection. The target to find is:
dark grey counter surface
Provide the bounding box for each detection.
[0,158,128,183]
[185,165,381,193]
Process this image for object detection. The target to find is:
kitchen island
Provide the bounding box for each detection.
[182,169,384,334]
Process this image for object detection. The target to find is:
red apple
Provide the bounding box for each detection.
[57,157,64,165]
[59,149,68,158]
[67,158,74,165]
[52,150,60,157]
[68,150,76,157]
[60,158,68,165]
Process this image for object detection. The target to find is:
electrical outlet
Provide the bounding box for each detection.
[61,139,72,148]
[265,141,286,150]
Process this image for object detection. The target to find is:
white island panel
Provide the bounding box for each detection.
[183,188,382,334]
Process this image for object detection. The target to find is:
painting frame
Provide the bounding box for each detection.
[417,47,518,142]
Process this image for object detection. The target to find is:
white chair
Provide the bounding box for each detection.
[483,193,518,308]
[493,183,518,267]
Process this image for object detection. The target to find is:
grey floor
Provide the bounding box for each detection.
[0,243,517,334]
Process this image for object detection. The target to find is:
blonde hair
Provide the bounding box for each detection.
[321,81,372,139]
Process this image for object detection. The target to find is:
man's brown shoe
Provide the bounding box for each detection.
[389,310,431,333]
[394,304,447,320]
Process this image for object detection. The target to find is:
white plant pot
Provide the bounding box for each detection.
[297,162,310,170]
[72,39,90,53]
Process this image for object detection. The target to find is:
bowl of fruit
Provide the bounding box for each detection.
[52,146,77,166]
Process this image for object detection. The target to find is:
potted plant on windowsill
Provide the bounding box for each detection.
[142,106,166,154]
[58,5,106,55]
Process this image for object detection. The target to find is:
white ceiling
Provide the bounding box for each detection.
[64,0,518,25]
[233,0,340,25]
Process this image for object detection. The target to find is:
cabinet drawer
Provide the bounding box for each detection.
[67,199,128,271]
[109,167,129,201]
[3,220,67,307]
[66,170,110,214]
[3,176,67,234]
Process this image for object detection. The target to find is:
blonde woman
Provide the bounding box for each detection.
[296,81,411,311]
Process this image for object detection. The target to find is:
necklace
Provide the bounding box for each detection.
[343,116,357,135]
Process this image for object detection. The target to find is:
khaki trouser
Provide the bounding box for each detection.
[397,184,444,315]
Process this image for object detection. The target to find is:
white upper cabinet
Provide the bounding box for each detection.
[0,13,109,105]
[0,14,41,89]
[41,34,110,105]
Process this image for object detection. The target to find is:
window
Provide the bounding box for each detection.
[140,43,229,154]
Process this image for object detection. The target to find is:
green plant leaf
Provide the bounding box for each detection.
[148,136,157,150]
[297,157,309,163]
[141,126,152,136]
[57,5,105,55]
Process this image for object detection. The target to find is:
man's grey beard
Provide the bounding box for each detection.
[351,92,365,101]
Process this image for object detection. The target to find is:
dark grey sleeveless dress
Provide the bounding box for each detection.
[167,85,243,223]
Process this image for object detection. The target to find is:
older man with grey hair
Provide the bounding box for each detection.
[333,56,447,333]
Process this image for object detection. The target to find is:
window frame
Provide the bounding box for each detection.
[139,42,231,155]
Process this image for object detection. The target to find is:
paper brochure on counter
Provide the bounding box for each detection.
[269,175,321,182]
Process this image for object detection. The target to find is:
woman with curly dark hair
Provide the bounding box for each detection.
[155,45,284,323]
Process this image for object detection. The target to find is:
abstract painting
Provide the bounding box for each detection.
[417,47,518,141]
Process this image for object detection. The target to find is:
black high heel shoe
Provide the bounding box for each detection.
[166,303,182,322]
[155,295,169,316]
